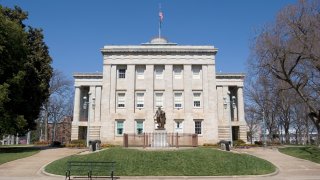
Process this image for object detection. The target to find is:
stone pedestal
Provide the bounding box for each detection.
[152,130,168,148]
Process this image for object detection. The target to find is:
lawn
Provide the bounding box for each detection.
[0,146,41,165]
[45,147,276,176]
[279,146,320,164]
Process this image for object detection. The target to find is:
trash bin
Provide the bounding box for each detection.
[219,140,231,151]
[95,140,101,150]
[89,140,97,151]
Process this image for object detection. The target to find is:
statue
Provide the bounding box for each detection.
[154,107,166,129]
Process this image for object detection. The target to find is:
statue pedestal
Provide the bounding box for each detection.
[152,129,168,148]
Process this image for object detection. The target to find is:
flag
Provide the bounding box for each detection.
[159,11,163,22]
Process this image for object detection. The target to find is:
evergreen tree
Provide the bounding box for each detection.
[0,5,52,136]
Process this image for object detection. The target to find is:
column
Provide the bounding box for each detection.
[145,65,154,132]
[183,65,192,112]
[89,86,96,123]
[94,86,102,122]
[73,86,81,124]
[237,87,245,122]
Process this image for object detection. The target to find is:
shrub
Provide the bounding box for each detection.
[203,143,219,148]
[100,144,116,148]
[254,141,263,146]
[51,141,62,147]
[33,141,50,145]
[66,139,86,148]
[234,139,246,147]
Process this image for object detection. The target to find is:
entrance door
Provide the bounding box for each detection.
[232,126,239,141]
[78,126,87,140]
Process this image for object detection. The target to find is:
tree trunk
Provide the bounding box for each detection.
[285,128,290,144]
[44,109,48,141]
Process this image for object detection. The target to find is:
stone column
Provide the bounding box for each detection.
[73,86,81,125]
[89,86,96,123]
[145,65,154,132]
[94,86,102,122]
[237,87,245,122]
[183,65,192,112]
[164,65,173,131]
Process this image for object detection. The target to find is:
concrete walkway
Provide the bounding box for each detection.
[0,147,84,180]
[0,147,319,180]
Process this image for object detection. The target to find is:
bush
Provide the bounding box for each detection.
[66,139,86,148]
[51,141,62,147]
[33,141,50,145]
[254,141,263,146]
[234,139,246,147]
[100,144,116,148]
[203,143,219,148]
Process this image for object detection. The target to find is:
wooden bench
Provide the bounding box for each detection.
[65,161,115,180]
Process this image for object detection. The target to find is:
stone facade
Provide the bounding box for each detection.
[71,38,247,145]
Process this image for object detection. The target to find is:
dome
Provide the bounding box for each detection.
[150,37,168,44]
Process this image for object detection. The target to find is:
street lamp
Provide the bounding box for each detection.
[223,94,236,146]
[83,93,95,147]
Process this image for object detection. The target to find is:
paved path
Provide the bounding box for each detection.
[0,147,319,180]
[0,147,84,180]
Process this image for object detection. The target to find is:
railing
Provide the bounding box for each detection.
[123,132,198,148]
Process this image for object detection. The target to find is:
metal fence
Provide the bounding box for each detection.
[123,132,198,148]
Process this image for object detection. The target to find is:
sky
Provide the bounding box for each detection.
[1,0,297,79]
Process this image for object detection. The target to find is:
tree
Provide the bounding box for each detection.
[251,0,320,144]
[0,6,52,136]
[39,69,72,142]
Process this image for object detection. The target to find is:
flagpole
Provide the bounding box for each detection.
[158,4,162,39]
[159,20,161,38]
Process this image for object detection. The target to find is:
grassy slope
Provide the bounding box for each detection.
[46,147,275,176]
[0,146,40,165]
[279,146,320,164]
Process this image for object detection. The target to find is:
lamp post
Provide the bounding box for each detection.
[83,93,95,147]
[224,95,236,146]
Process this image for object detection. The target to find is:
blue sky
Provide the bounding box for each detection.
[1,0,297,78]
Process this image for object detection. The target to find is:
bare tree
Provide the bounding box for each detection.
[251,0,320,144]
[40,69,72,141]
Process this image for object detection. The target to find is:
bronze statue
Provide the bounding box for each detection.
[154,107,166,129]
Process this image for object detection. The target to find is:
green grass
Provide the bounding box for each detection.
[45,147,276,176]
[279,146,320,164]
[0,146,41,165]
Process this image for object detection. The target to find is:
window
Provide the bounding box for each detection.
[174,120,183,133]
[155,66,164,79]
[136,92,144,108]
[117,92,125,108]
[173,66,183,79]
[193,92,201,108]
[155,92,164,107]
[194,120,202,135]
[118,68,126,78]
[116,120,124,135]
[192,65,201,79]
[136,66,145,79]
[136,120,144,135]
[174,92,183,108]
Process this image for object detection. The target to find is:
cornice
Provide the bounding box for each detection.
[101,45,218,55]
[73,72,103,79]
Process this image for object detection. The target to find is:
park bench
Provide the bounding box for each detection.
[65,161,115,180]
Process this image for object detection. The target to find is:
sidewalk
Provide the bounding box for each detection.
[0,147,319,180]
[0,147,84,180]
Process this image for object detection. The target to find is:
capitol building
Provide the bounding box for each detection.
[71,37,247,145]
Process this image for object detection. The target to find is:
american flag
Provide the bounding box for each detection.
[159,11,163,22]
